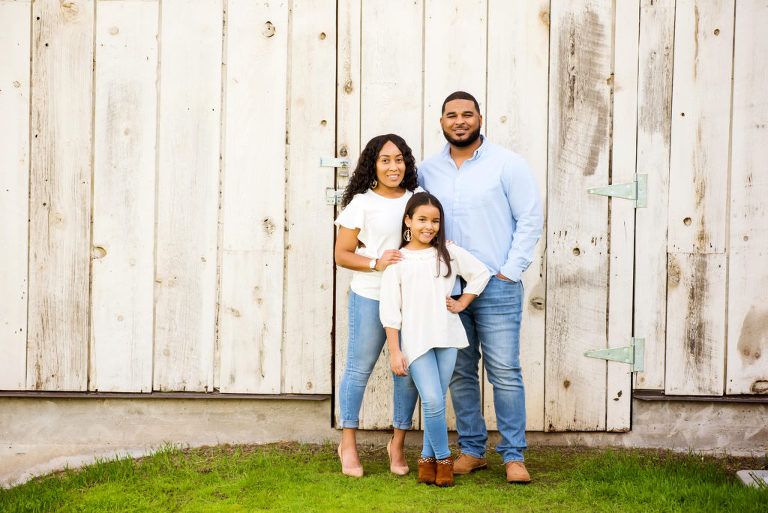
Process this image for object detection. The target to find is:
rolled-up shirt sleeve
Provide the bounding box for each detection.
[379,265,402,330]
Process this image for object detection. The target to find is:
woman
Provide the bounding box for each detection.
[334,134,421,477]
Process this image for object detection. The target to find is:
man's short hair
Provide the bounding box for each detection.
[442,91,480,114]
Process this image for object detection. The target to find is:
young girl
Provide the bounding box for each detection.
[379,192,490,486]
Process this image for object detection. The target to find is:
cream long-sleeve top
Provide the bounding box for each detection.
[379,244,491,366]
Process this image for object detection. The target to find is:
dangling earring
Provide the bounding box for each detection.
[404,228,412,242]
[370,178,378,189]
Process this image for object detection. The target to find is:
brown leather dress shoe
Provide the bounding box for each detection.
[505,461,531,484]
[453,453,487,475]
[435,456,454,487]
[417,457,436,484]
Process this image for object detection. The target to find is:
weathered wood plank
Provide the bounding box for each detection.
[423,0,487,431]
[484,0,549,432]
[545,0,613,431]
[665,0,733,396]
[667,0,733,255]
[423,0,487,156]
[90,0,158,392]
[666,253,727,395]
[352,0,424,430]
[154,0,222,391]
[726,0,768,396]
[360,0,423,151]
[0,0,31,391]
[333,0,361,426]
[633,0,675,391]
[27,0,94,391]
[605,0,639,432]
[282,0,335,394]
[217,0,288,394]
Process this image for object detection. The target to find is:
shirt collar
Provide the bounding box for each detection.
[441,135,487,162]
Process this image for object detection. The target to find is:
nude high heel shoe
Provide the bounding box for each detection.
[337,445,364,477]
[386,437,410,475]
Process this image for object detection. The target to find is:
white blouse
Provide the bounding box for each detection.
[379,245,491,366]
[334,188,422,300]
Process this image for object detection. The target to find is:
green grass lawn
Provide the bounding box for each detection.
[1,442,765,513]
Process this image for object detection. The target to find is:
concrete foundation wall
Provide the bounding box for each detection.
[2,397,767,488]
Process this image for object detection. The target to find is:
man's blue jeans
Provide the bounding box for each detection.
[451,276,526,463]
[339,291,419,429]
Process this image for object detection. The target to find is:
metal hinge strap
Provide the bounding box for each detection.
[584,337,644,372]
[587,174,647,208]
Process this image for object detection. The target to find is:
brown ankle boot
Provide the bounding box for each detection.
[435,456,454,487]
[417,457,436,484]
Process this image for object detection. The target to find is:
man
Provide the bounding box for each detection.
[418,91,543,484]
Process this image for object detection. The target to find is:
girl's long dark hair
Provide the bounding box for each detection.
[340,134,418,208]
[400,192,452,277]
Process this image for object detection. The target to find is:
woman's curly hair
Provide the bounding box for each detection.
[340,134,418,208]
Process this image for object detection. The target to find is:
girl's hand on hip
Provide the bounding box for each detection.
[446,296,468,313]
[375,249,403,271]
[390,350,408,376]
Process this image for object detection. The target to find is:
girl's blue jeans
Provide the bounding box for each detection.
[339,291,419,429]
[409,347,458,460]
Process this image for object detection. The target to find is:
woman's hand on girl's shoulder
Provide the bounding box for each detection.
[375,249,403,271]
[390,350,408,376]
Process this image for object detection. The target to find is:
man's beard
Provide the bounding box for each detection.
[442,124,482,147]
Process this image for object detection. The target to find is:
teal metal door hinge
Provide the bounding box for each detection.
[584,338,644,372]
[587,174,647,208]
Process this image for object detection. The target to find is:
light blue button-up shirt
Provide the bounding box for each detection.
[418,136,543,293]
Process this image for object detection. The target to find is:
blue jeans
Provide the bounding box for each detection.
[451,277,526,463]
[339,291,419,429]
[409,347,457,460]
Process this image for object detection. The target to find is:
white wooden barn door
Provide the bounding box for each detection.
[633,0,768,399]
[332,0,638,433]
[0,0,336,396]
[543,1,636,432]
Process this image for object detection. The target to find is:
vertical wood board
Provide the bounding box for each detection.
[667,0,734,254]
[484,0,550,432]
[218,0,288,394]
[664,0,733,396]
[545,0,613,431]
[633,0,676,390]
[359,0,423,152]
[334,0,362,426]
[282,0,335,394]
[726,0,768,395]
[0,0,31,390]
[665,252,727,395]
[154,0,222,391]
[605,0,639,432]
[90,0,157,393]
[27,0,94,391]
[423,0,487,157]
[352,0,424,430]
